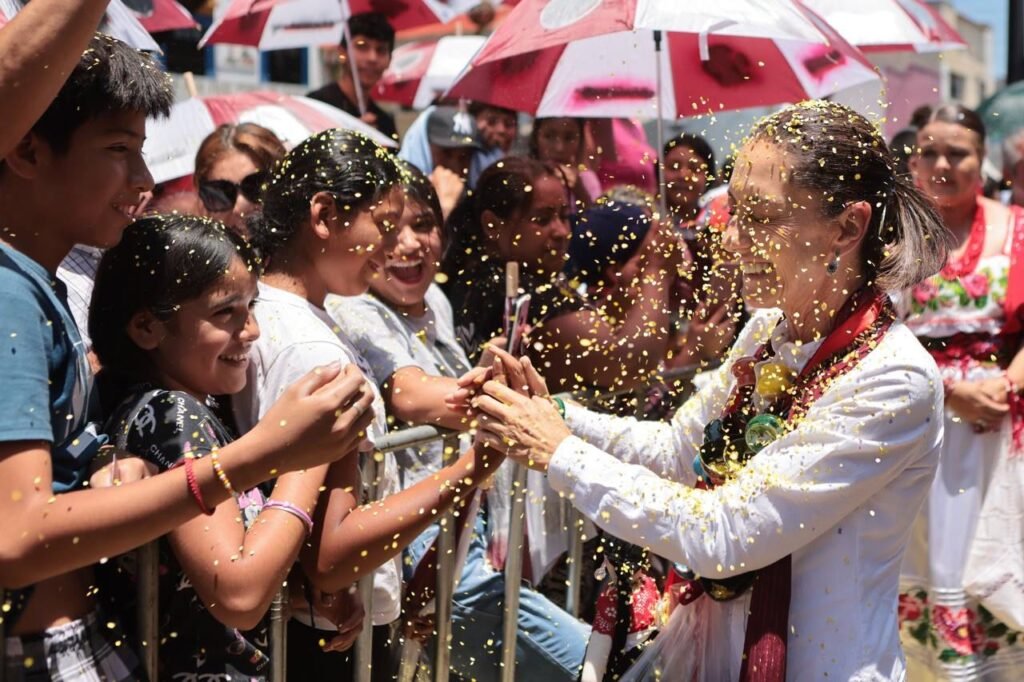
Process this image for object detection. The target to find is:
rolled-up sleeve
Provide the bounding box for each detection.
[548,358,941,579]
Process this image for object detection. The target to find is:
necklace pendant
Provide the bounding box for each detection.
[755,361,795,399]
[745,413,787,453]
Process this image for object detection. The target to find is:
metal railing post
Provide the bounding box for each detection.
[269,587,287,681]
[137,542,159,681]
[499,464,528,682]
[354,450,382,682]
[432,435,458,682]
[565,504,584,619]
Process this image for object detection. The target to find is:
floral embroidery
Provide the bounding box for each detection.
[909,266,1008,315]
[900,590,1021,665]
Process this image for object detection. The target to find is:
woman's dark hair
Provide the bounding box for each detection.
[528,117,585,162]
[664,132,716,178]
[194,123,287,185]
[924,103,987,147]
[748,101,952,291]
[90,214,258,413]
[247,128,401,262]
[441,156,561,277]
[397,161,449,250]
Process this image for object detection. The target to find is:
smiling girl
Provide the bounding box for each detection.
[89,215,375,680]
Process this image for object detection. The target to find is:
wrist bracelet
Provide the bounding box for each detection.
[552,396,567,419]
[263,499,314,536]
[183,456,213,516]
[210,448,237,497]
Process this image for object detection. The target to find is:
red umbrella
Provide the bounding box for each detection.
[124,0,198,33]
[376,35,485,108]
[0,0,160,50]
[803,0,965,53]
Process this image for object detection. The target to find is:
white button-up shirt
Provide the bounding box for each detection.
[548,308,943,681]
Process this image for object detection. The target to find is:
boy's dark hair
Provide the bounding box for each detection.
[90,214,258,413]
[247,128,401,262]
[32,33,173,155]
[341,12,396,52]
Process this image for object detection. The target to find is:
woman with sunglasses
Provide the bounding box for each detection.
[194,123,286,236]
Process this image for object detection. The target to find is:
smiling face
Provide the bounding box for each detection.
[491,173,572,275]
[722,140,841,314]
[370,196,442,316]
[28,109,154,250]
[910,120,984,211]
[477,107,517,152]
[148,255,260,398]
[341,35,392,92]
[320,184,404,297]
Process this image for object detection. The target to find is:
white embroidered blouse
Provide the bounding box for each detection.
[548,307,944,681]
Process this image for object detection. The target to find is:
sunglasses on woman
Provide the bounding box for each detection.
[197,172,267,213]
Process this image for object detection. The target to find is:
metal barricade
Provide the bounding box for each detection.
[129,364,702,682]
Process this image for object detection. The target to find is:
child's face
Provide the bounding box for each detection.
[370,198,442,311]
[534,118,582,166]
[322,185,404,297]
[151,256,260,398]
[34,109,154,249]
[497,174,572,275]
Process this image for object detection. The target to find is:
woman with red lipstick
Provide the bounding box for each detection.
[900,104,1024,679]
[88,215,375,681]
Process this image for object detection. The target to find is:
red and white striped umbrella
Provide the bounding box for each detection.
[802,0,965,53]
[375,34,485,108]
[200,0,484,50]
[142,90,397,184]
[446,0,879,119]
[0,0,161,50]
[124,0,198,34]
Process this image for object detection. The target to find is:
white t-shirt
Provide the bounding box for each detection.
[234,282,401,626]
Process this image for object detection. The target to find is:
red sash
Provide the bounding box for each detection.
[1000,204,1024,335]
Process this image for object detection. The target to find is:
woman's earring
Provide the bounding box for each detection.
[826,250,840,276]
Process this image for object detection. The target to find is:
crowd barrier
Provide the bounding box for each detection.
[0,364,702,682]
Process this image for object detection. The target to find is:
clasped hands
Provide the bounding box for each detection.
[446,346,571,473]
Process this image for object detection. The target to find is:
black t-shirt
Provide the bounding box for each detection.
[306,82,399,142]
[105,389,272,680]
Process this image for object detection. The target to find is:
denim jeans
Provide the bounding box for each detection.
[407,513,590,682]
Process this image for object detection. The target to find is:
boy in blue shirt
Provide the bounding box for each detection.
[0,33,379,680]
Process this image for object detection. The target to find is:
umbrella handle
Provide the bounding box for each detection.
[340,1,367,117]
[183,71,198,99]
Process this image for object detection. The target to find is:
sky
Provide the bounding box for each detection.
[951,0,1009,80]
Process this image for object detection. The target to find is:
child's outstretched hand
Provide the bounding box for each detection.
[88,450,157,488]
[252,363,376,474]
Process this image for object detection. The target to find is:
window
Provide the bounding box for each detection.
[950,72,965,101]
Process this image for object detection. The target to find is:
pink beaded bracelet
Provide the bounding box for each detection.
[263,499,314,536]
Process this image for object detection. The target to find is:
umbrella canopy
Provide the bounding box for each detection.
[446,0,878,119]
[376,34,485,108]
[0,0,160,50]
[803,0,965,53]
[978,81,1024,148]
[143,91,397,184]
[200,0,483,49]
[123,0,198,33]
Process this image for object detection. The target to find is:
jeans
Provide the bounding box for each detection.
[407,513,590,682]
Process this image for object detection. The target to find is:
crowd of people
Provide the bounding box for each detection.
[2,3,1024,682]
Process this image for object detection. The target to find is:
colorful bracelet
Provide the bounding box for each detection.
[263,499,314,536]
[210,448,237,497]
[183,456,213,516]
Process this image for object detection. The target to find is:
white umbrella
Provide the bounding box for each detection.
[376,35,486,109]
[143,90,397,184]
[0,0,161,50]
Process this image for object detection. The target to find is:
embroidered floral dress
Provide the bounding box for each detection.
[900,210,1024,680]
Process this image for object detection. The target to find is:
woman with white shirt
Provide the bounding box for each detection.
[234,129,503,681]
[465,101,953,681]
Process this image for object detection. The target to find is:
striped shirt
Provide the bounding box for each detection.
[56,245,103,348]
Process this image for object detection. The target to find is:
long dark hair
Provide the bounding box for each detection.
[90,214,258,412]
[247,128,402,263]
[748,101,952,291]
[441,156,561,278]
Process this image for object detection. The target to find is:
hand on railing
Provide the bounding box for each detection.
[402,613,435,644]
[248,363,376,474]
[314,584,365,653]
